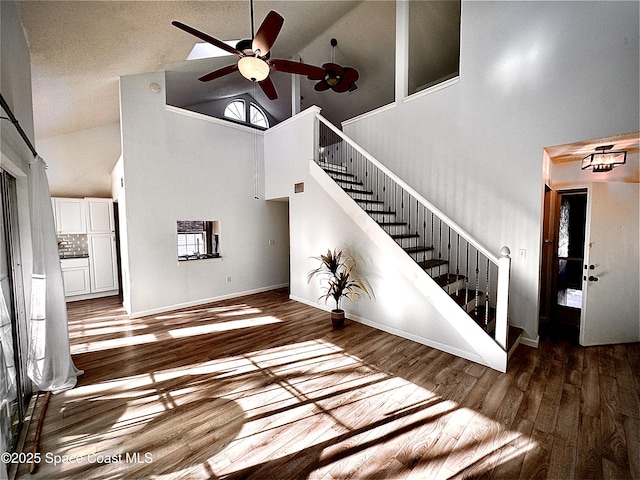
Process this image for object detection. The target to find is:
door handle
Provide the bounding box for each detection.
[588,275,599,282]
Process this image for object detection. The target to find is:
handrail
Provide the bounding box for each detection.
[315,112,510,350]
[316,112,499,263]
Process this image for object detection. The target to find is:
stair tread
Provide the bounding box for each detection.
[403,245,434,254]
[392,233,421,239]
[366,209,396,215]
[333,178,363,186]
[434,273,465,287]
[449,288,481,305]
[344,187,373,194]
[417,259,448,269]
[355,199,385,205]
[324,169,354,178]
[378,221,408,226]
[469,306,496,333]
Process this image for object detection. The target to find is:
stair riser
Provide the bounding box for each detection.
[367,211,397,221]
[441,278,467,295]
[405,251,435,263]
[329,173,357,182]
[393,236,422,248]
[318,162,348,174]
[422,264,450,278]
[346,191,377,201]
[357,201,386,211]
[336,181,367,190]
[460,294,486,313]
[380,225,414,236]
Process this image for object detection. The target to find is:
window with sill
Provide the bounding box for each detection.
[177,220,220,261]
[408,0,461,95]
[224,99,269,128]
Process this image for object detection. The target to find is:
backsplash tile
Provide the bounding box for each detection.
[58,234,88,258]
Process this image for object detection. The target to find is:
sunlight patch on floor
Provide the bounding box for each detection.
[70,333,158,354]
[167,315,281,338]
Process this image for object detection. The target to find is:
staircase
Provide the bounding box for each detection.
[314,114,522,360]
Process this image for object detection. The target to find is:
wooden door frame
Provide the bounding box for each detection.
[539,186,587,338]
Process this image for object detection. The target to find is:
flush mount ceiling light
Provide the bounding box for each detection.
[581,145,627,172]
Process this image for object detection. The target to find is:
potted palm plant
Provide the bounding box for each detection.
[307,247,372,328]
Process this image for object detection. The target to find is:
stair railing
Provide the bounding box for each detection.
[315,113,511,350]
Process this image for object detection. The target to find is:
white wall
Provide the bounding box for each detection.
[37,122,121,197]
[342,1,640,340]
[119,71,290,317]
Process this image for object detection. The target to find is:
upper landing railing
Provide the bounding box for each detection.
[314,112,511,350]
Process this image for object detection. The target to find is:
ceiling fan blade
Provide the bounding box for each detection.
[172,21,242,57]
[269,59,325,79]
[252,11,284,56]
[259,76,278,100]
[198,63,239,82]
[341,67,359,84]
[332,81,352,93]
[314,81,330,92]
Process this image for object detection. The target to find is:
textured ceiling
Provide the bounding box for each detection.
[18,0,398,139]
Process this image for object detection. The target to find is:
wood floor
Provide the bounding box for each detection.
[14,289,640,480]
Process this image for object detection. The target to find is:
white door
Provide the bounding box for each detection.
[61,267,91,296]
[581,182,640,345]
[55,197,86,234]
[85,198,114,233]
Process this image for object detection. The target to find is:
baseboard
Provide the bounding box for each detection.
[290,294,489,368]
[129,283,289,319]
[66,290,119,302]
[520,334,540,348]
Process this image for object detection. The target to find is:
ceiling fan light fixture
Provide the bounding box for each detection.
[238,56,270,82]
[581,145,627,172]
[326,73,340,86]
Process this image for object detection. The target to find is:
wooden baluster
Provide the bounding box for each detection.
[455,233,460,296]
[430,212,435,250]
[465,242,470,306]
[474,250,480,312]
[485,258,490,330]
[423,206,427,263]
[438,220,443,278]
[447,227,452,285]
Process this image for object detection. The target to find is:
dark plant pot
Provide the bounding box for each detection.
[331,309,345,328]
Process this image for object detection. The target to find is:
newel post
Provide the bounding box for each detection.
[495,246,511,350]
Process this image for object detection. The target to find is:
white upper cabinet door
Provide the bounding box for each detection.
[86,198,114,233]
[54,197,87,234]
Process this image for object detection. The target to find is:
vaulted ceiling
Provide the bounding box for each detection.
[18,0,398,140]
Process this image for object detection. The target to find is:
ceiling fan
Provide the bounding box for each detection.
[314,38,359,93]
[172,5,325,100]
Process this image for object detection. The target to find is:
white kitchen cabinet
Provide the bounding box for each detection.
[60,257,91,296]
[88,234,119,293]
[85,198,114,233]
[54,197,86,234]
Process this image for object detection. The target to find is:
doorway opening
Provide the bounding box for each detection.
[541,188,587,342]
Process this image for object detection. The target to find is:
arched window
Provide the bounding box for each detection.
[249,103,268,128]
[223,100,245,122]
[223,99,269,128]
